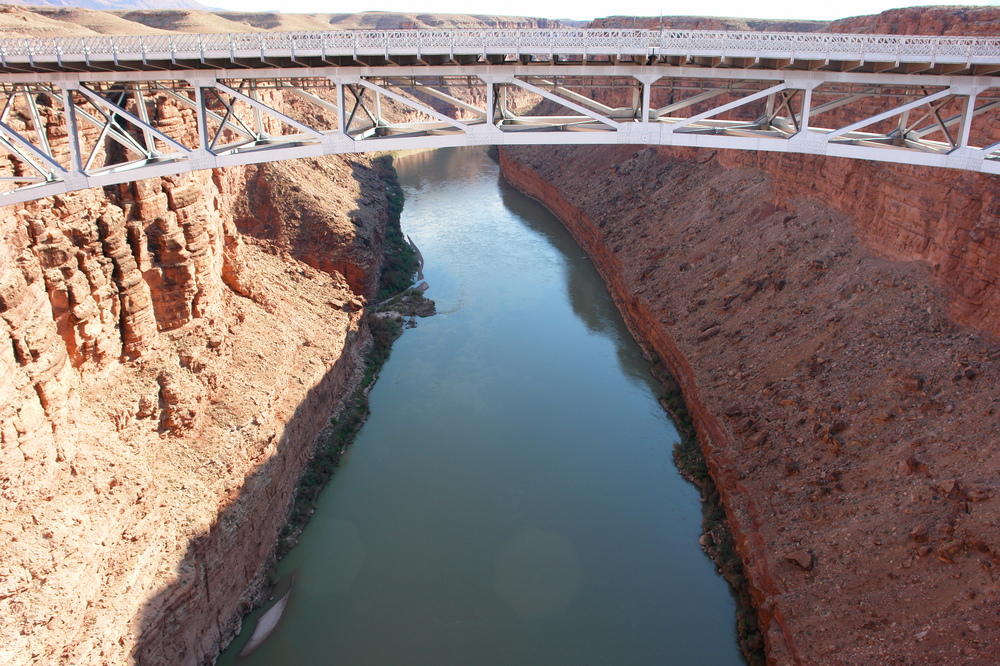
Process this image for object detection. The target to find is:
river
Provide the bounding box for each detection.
[217,147,742,665]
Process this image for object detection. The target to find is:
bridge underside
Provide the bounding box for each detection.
[0,63,998,205]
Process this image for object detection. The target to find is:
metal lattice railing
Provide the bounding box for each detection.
[0,28,998,65]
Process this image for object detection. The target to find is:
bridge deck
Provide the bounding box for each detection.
[1,28,999,76]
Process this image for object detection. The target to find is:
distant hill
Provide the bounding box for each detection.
[0,6,572,38]
[0,0,214,10]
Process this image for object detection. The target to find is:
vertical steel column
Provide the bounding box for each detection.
[336,80,347,138]
[896,109,911,136]
[250,86,265,137]
[955,93,977,149]
[131,88,156,154]
[485,79,497,126]
[763,92,777,123]
[640,79,651,125]
[60,85,84,176]
[192,82,210,152]
[798,85,814,133]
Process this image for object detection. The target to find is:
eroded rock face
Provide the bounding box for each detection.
[500,143,1000,664]
[0,95,390,663]
[725,151,1000,339]
[822,6,1000,36]
[222,155,388,298]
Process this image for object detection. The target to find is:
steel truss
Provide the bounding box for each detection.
[0,30,998,205]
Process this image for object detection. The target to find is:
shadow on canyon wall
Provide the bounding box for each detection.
[131,314,364,665]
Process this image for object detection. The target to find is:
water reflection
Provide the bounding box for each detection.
[497,174,649,387]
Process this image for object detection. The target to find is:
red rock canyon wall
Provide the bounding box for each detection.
[0,89,390,664]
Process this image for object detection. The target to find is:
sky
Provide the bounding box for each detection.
[206,0,1000,23]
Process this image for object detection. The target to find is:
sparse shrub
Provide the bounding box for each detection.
[374,155,419,301]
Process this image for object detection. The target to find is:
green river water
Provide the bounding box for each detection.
[217,147,742,665]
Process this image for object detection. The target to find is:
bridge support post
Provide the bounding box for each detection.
[641,80,651,126]
[334,79,347,139]
[956,92,977,149]
[60,84,85,176]
[797,82,816,133]
[484,76,497,127]
[634,74,657,126]
[189,78,211,154]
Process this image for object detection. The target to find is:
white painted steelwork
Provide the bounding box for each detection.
[0,28,997,206]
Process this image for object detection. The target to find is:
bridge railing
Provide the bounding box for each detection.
[2,28,1000,67]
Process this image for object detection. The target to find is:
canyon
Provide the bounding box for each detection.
[0,5,999,665]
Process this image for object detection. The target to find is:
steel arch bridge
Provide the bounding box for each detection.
[0,27,999,206]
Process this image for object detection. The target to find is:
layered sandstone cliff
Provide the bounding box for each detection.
[739,7,1000,339]
[0,85,393,664]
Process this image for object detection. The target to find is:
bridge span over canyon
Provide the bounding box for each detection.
[0,27,998,205]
